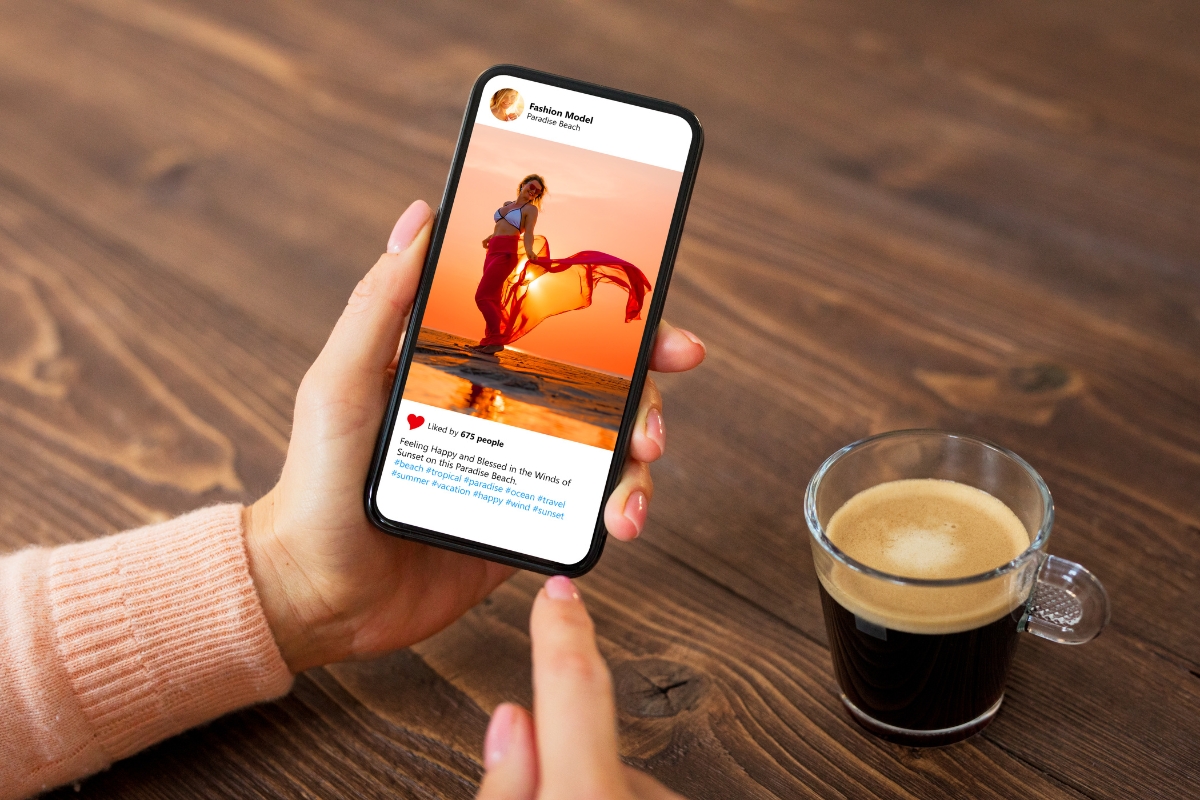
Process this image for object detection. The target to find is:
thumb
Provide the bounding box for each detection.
[309,200,432,393]
[476,703,538,800]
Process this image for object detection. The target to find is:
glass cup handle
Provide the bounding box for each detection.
[1019,555,1111,644]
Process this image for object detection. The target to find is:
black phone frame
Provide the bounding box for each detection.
[364,64,704,576]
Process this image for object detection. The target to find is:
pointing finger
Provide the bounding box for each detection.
[530,577,626,795]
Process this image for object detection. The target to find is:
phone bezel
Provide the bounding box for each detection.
[364,64,704,576]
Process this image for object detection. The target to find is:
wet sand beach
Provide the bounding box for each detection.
[402,328,632,449]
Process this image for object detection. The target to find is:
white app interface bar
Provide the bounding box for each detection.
[475,74,692,172]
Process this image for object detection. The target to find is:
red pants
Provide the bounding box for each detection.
[476,235,519,345]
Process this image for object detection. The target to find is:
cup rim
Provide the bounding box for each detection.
[804,429,1054,587]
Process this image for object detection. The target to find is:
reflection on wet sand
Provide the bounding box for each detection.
[404,362,617,449]
[464,383,505,421]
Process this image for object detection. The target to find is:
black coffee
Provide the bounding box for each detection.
[819,479,1030,741]
[819,582,1021,737]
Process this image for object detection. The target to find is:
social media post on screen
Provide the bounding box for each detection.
[377,73,693,561]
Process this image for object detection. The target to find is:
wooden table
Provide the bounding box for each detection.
[2,1,1197,797]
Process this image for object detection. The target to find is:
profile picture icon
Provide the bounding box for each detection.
[490,88,525,122]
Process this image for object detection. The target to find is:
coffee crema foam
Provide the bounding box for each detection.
[819,479,1033,635]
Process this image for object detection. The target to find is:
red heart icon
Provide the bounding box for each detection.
[407,414,425,430]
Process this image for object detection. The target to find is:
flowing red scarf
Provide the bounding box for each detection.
[476,235,652,347]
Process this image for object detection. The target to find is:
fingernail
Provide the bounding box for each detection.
[623,491,648,537]
[545,575,579,601]
[484,703,515,770]
[678,328,706,353]
[645,408,665,456]
[386,200,431,253]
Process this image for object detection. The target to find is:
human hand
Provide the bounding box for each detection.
[245,201,706,672]
[478,577,684,799]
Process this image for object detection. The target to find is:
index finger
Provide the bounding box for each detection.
[649,320,706,373]
[530,577,626,796]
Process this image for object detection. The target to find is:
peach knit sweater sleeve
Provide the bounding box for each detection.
[0,505,294,799]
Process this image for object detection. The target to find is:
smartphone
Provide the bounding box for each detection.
[364,65,703,576]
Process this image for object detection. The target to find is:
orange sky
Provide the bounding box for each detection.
[419,124,683,376]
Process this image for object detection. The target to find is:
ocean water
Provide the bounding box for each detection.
[401,328,632,449]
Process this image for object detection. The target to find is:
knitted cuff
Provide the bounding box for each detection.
[48,504,294,763]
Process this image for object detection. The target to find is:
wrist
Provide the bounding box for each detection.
[243,491,347,673]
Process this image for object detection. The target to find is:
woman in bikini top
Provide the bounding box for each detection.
[494,202,526,230]
[474,175,545,353]
[472,172,650,355]
[485,175,543,243]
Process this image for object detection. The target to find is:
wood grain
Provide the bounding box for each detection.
[0,0,1196,797]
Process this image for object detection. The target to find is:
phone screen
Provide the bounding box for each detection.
[371,69,698,569]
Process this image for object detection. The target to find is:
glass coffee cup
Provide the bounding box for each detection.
[805,430,1109,746]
